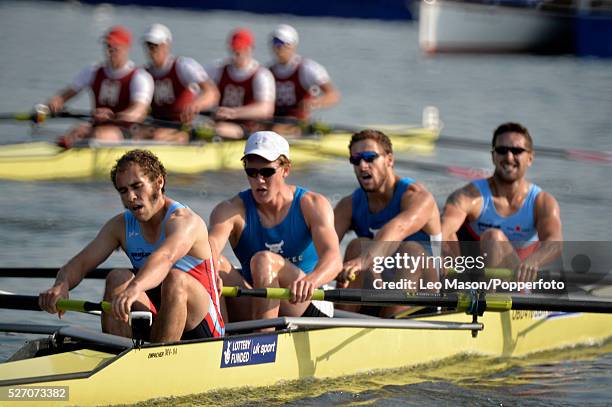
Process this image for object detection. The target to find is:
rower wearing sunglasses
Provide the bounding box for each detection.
[334,129,442,317]
[441,122,562,283]
[208,131,342,324]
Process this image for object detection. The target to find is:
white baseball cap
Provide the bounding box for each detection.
[143,23,172,44]
[272,24,299,46]
[242,131,290,161]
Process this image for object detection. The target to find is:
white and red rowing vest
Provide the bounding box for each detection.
[270,59,312,120]
[218,64,257,108]
[147,59,197,122]
[91,66,136,113]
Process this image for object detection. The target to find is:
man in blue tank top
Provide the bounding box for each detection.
[442,122,562,282]
[334,129,442,317]
[209,131,342,323]
[39,150,224,341]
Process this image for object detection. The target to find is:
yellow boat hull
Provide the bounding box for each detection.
[1,310,610,406]
[0,127,438,181]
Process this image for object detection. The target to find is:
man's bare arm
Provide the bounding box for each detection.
[130,209,200,291]
[208,196,244,262]
[441,183,481,240]
[527,191,563,266]
[302,192,343,288]
[39,215,123,314]
[333,195,353,243]
[376,183,435,242]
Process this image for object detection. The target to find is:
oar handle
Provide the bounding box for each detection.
[221,287,325,301]
[0,294,111,313]
[57,299,111,313]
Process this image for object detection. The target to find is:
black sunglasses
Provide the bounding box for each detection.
[493,146,530,156]
[349,151,380,166]
[244,167,278,178]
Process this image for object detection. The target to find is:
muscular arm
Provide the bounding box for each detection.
[333,195,353,242]
[111,208,204,321]
[208,196,243,265]
[377,183,435,242]
[302,192,343,287]
[116,101,150,123]
[129,208,201,291]
[219,100,275,121]
[47,88,79,114]
[39,215,122,314]
[525,191,563,267]
[194,79,220,113]
[309,82,340,110]
[441,184,481,240]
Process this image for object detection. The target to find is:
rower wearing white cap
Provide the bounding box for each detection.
[208,131,342,324]
[269,24,340,134]
[140,23,219,143]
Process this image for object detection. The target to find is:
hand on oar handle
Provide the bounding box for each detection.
[111,283,142,323]
[289,277,316,304]
[336,258,361,288]
[39,281,69,318]
[46,97,65,115]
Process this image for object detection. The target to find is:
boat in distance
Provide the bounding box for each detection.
[1,308,611,406]
[0,125,438,182]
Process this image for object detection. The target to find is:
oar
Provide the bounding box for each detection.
[221,287,612,314]
[0,293,110,313]
[2,266,610,286]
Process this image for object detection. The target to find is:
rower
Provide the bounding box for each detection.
[441,122,563,282]
[207,28,275,139]
[208,131,342,324]
[39,150,224,341]
[46,26,154,148]
[334,129,442,317]
[139,23,219,143]
[268,24,340,136]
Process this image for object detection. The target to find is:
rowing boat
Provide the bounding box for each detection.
[0,126,438,182]
[1,303,611,405]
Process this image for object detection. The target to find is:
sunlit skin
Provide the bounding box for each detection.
[272,42,295,65]
[492,132,533,185]
[208,150,342,324]
[350,139,395,195]
[232,47,253,69]
[105,42,130,70]
[334,137,441,316]
[144,41,170,69]
[243,155,291,207]
[441,130,562,283]
[115,163,165,224]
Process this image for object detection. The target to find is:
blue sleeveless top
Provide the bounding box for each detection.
[124,201,204,272]
[351,177,430,243]
[233,187,318,285]
[466,179,541,247]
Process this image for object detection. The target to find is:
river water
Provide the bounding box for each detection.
[0,1,611,405]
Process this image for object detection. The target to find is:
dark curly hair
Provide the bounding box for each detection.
[110,149,167,192]
[348,129,393,154]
